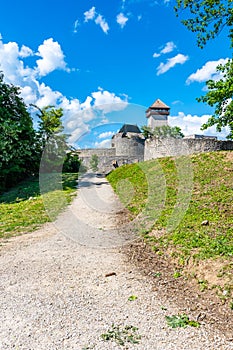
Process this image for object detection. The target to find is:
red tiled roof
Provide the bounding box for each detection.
[149,99,170,109]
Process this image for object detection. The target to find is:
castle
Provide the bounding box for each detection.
[77,99,233,172]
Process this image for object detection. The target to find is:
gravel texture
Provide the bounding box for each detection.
[0,173,232,349]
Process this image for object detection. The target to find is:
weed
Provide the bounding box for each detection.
[198,279,208,292]
[173,270,182,278]
[101,324,141,346]
[161,305,167,310]
[128,295,138,301]
[153,272,161,278]
[165,314,200,328]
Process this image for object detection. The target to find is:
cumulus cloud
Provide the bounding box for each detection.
[116,13,129,28]
[169,112,229,139]
[91,88,128,113]
[153,41,176,58]
[36,38,69,76]
[84,7,96,22]
[20,86,37,105]
[19,45,33,58]
[0,39,35,86]
[98,131,115,139]
[0,36,128,147]
[95,14,109,34]
[186,58,229,84]
[94,139,112,148]
[36,82,63,108]
[156,53,189,75]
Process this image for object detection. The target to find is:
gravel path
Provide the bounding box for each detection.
[0,173,232,350]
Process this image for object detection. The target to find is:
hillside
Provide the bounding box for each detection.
[107,151,233,322]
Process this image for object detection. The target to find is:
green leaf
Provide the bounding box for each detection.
[128,295,138,301]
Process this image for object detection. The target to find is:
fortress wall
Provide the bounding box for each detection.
[80,154,141,173]
[114,136,145,158]
[144,138,233,160]
[77,148,116,158]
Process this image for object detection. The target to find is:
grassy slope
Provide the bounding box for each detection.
[107,151,233,299]
[0,173,78,238]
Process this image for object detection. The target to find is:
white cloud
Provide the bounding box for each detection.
[0,36,128,147]
[0,39,35,86]
[94,139,112,148]
[161,41,176,54]
[36,38,69,76]
[121,0,126,10]
[156,53,189,75]
[153,41,176,58]
[116,13,129,28]
[186,58,229,84]
[20,86,37,105]
[98,131,115,139]
[84,7,96,22]
[169,112,229,139]
[91,88,128,113]
[73,19,80,33]
[83,7,109,34]
[19,45,33,58]
[36,82,63,108]
[95,14,109,34]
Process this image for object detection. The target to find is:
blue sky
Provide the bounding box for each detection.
[0,0,231,147]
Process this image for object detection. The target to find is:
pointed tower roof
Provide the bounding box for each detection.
[149,99,170,109]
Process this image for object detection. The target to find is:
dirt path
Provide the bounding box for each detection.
[0,173,232,349]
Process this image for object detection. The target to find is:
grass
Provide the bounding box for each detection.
[107,163,148,215]
[107,151,233,304]
[0,173,79,239]
[107,151,233,261]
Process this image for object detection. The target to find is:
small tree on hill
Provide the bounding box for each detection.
[90,154,99,172]
[32,105,68,172]
[141,125,184,139]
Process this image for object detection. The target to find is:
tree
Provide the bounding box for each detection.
[63,151,81,173]
[32,105,68,172]
[175,0,233,139]
[174,0,233,49]
[141,125,153,139]
[31,104,65,147]
[0,73,38,192]
[90,154,99,172]
[141,125,184,139]
[199,60,233,139]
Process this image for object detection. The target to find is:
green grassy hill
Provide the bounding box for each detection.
[107,151,233,302]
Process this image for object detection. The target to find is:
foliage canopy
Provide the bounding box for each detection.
[0,73,38,191]
[141,125,184,139]
[175,0,233,139]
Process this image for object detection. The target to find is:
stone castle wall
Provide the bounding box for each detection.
[77,148,141,173]
[77,137,233,173]
[144,138,233,161]
[113,135,145,159]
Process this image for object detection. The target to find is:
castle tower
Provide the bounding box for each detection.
[146,99,170,129]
